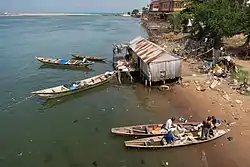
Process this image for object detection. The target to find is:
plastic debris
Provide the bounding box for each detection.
[227,137,234,141]
[17,152,23,157]
[72,119,79,123]
[141,159,145,165]
[222,94,231,102]
[210,80,219,89]
[235,100,243,104]
[92,161,98,167]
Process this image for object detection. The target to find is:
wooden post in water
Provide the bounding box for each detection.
[117,70,122,84]
[126,71,133,83]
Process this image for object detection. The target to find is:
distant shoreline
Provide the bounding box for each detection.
[0,13,126,17]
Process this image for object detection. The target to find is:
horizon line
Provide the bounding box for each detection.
[0,11,132,14]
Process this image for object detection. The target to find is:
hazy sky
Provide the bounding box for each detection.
[0,0,149,13]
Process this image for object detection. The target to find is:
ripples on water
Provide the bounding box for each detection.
[0,16,205,167]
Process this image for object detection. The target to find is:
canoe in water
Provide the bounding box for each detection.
[32,71,116,99]
[124,129,230,148]
[111,122,200,136]
[36,57,93,67]
[71,54,106,61]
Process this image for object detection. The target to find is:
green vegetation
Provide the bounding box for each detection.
[131,9,140,16]
[174,0,250,46]
[232,65,249,83]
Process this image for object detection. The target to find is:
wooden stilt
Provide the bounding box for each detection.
[126,71,133,83]
[117,70,122,84]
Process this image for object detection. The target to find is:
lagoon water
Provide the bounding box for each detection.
[0,16,206,167]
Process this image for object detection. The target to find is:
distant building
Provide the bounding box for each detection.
[150,0,160,12]
[146,0,192,21]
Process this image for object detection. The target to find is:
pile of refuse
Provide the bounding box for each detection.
[229,79,250,95]
[197,55,250,95]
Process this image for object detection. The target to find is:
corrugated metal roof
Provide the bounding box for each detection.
[129,36,179,64]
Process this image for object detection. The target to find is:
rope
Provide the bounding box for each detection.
[2,94,35,112]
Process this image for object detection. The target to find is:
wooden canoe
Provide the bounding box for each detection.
[111,122,200,136]
[36,57,94,67]
[124,129,230,148]
[71,54,106,61]
[32,71,116,99]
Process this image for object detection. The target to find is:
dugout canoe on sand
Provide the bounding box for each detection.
[32,71,116,98]
[111,122,200,136]
[124,129,230,148]
[36,56,94,67]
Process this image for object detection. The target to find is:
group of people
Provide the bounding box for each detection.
[196,116,221,139]
[112,44,123,54]
[160,116,221,145]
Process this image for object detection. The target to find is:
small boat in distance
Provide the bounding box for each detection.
[124,129,230,149]
[36,56,94,67]
[121,13,131,17]
[71,54,107,61]
[111,122,200,136]
[32,71,117,99]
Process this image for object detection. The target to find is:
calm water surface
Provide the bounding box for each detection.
[0,16,208,167]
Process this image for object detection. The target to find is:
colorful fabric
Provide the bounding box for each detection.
[216,119,221,124]
[58,59,68,64]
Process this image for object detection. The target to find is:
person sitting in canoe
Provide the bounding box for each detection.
[161,127,186,145]
[161,128,176,144]
[82,57,87,63]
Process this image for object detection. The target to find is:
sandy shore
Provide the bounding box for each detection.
[142,21,250,166]
[179,61,250,167]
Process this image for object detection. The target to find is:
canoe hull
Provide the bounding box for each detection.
[124,129,230,149]
[72,54,106,61]
[32,72,116,99]
[111,122,200,136]
[36,57,93,68]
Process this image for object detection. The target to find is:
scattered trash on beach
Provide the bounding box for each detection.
[194,81,206,91]
[227,136,234,141]
[235,100,243,104]
[210,80,219,89]
[222,93,231,102]
[159,85,170,91]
